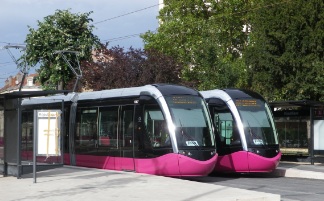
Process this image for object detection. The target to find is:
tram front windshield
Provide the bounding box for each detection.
[235,98,278,147]
[165,95,215,148]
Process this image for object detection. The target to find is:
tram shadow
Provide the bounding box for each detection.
[182,171,282,183]
[213,171,282,178]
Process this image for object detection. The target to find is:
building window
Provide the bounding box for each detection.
[27,78,33,86]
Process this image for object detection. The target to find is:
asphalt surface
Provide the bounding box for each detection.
[1,161,324,201]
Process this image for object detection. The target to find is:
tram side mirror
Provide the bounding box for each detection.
[208,98,227,109]
[231,139,241,145]
[139,93,153,104]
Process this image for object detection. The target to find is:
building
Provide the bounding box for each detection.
[0,72,41,94]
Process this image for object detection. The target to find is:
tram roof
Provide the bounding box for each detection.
[78,85,156,100]
[200,88,264,102]
[20,84,199,105]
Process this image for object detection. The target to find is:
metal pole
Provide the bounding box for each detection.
[19,51,29,92]
[19,73,27,92]
[17,98,22,179]
[3,98,7,177]
[3,45,28,91]
[61,100,64,165]
[310,107,314,165]
[33,110,37,183]
[53,51,82,92]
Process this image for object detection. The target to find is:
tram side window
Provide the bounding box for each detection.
[214,111,240,146]
[78,108,98,145]
[98,107,119,147]
[144,108,169,147]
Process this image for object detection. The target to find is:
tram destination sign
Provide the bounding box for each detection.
[235,99,260,107]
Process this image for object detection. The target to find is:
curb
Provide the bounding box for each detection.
[272,167,324,180]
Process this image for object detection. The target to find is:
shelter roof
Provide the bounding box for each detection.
[0,90,70,101]
[269,100,324,108]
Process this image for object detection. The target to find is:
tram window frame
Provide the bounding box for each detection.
[143,105,170,148]
[98,106,119,148]
[212,108,241,147]
[121,107,135,148]
[76,108,98,153]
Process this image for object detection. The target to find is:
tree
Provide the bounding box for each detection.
[79,44,185,91]
[21,9,100,90]
[246,0,324,101]
[141,0,251,90]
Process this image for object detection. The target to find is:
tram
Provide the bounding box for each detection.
[200,89,281,173]
[22,84,217,177]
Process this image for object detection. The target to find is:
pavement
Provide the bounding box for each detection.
[273,161,324,180]
[1,161,324,201]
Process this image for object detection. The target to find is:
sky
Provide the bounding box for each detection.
[0,0,160,87]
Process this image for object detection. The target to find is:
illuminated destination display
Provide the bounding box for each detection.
[235,99,260,107]
[171,96,198,104]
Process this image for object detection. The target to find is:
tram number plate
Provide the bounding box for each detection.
[253,139,264,145]
[186,141,199,146]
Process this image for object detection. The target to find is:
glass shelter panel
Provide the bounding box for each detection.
[276,120,308,149]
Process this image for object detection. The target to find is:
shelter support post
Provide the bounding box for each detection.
[310,107,314,165]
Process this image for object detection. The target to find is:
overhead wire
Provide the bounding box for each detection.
[102,30,157,43]
[0,71,21,79]
[0,61,15,66]
[100,0,292,43]
[92,3,162,25]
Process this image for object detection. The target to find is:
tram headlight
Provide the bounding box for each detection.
[179,150,192,156]
[248,148,260,155]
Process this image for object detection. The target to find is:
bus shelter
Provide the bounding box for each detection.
[269,100,324,164]
[0,90,69,178]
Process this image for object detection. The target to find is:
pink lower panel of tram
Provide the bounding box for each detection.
[134,153,218,177]
[214,151,281,173]
[73,153,218,177]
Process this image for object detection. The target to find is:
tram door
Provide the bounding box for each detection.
[97,105,135,171]
[208,98,242,155]
[119,106,135,171]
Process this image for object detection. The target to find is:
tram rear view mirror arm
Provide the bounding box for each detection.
[207,98,227,107]
[139,94,153,103]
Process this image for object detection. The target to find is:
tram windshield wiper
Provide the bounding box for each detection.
[178,120,200,150]
[249,111,269,145]
[246,121,264,145]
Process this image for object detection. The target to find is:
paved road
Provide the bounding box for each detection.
[1,161,324,201]
[0,166,280,201]
[186,173,324,201]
